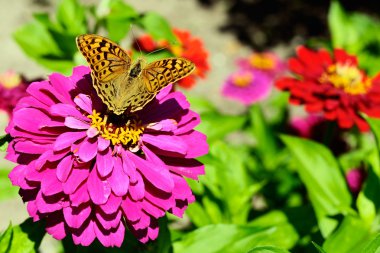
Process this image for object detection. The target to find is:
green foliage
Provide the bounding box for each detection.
[248,246,291,253]
[187,141,263,226]
[0,219,45,253]
[174,211,298,253]
[281,135,352,237]
[0,134,10,152]
[13,0,177,74]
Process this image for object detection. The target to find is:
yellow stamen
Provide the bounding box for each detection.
[319,63,372,95]
[249,54,275,70]
[88,110,144,147]
[232,72,254,87]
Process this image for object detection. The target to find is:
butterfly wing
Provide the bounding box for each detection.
[121,58,195,113]
[76,34,131,113]
[141,58,195,93]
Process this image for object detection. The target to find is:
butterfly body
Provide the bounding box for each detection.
[76,34,195,115]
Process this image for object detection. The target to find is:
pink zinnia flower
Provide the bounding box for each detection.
[0,70,28,117]
[6,66,208,247]
[222,69,272,105]
[237,52,286,79]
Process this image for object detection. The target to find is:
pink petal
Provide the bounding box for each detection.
[88,167,111,205]
[54,131,86,151]
[141,200,165,219]
[63,204,92,229]
[86,127,98,138]
[95,209,122,230]
[26,80,59,106]
[74,94,93,114]
[121,150,137,183]
[72,220,96,246]
[180,131,209,158]
[96,148,114,177]
[145,190,175,211]
[128,152,173,193]
[164,157,205,180]
[14,140,51,154]
[13,108,52,133]
[98,137,110,151]
[49,73,77,104]
[129,172,145,201]
[63,167,89,195]
[121,197,142,222]
[142,134,188,155]
[35,192,63,213]
[147,219,159,241]
[94,221,125,247]
[70,183,90,207]
[41,169,63,196]
[50,103,87,120]
[99,193,122,215]
[77,138,97,162]
[65,116,90,129]
[57,155,74,182]
[130,211,151,230]
[109,157,129,196]
[46,212,66,240]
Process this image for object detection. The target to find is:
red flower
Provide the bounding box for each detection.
[134,29,210,89]
[276,46,380,131]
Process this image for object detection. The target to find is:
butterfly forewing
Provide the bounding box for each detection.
[76,34,131,82]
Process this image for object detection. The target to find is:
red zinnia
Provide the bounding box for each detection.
[276,46,380,131]
[135,29,210,89]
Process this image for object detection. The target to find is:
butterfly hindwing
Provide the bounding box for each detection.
[142,58,195,92]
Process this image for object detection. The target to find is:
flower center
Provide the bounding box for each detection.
[249,54,275,70]
[232,72,254,87]
[0,71,22,89]
[88,110,144,147]
[320,64,372,95]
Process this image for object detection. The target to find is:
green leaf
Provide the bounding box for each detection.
[0,219,45,253]
[0,168,18,200]
[312,242,327,253]
[281,135,352,238]
[323,215,371,253]
[185,202,213,227]
[0,134,11,152]
[249,105,279,167]
[56,0,86,35]
[102,0,138,42]
[139,12,178,43]
[196,112,247,143]
[154,216,173,253]
[173,222,298,253]
[361,233,380,253]
[13,20,63,60]
[247,246,291,253]
[367,117,380,152]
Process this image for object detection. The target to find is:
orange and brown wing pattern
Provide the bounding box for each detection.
[76,34,131,82]
[142,58,195,93]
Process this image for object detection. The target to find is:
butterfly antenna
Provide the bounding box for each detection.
[129,24,143,57]
[146,45,170,56]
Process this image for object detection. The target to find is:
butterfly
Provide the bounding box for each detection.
[76,34,195,115]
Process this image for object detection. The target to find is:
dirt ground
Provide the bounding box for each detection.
[0,0,252,251]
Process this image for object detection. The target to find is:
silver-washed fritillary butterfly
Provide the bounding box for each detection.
[76,34,195,115]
